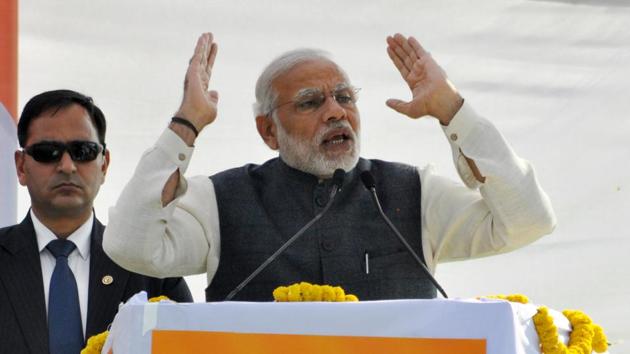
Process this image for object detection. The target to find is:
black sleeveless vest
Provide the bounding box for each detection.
[206,158,436,301]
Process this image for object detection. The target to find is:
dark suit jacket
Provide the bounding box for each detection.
[0,214,193,354]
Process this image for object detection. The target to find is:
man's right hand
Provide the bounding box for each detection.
[174,32,219,134]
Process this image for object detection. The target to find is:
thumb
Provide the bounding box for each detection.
[386,98,412,116]
[209,90,219,104]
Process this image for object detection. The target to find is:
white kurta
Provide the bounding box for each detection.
[103,102,556,287]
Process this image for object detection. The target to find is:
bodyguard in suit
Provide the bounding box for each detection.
[0,90,192,354]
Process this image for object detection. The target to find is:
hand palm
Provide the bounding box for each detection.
[176,33,219,129]
[386,34,460,124]
[403,59,441,119]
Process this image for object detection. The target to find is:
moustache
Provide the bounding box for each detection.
[315,120,358,143]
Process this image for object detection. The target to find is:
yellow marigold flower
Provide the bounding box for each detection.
[81,330,108,354]
[345,294,359,302]
[540,328,558,343]
[334,287,346,301]
[571,326,594,339]
[509,294,530,304]
[273,283,358,302]
[273,286,288,302]
[321,285,335,301]
[300,282,313,300]
[148,295,170,303]
[287,284,302,301]
[577,341,591,354]
[592,324,608,353]
[310,285,323,301]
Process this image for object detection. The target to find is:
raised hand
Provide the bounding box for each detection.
[386,33,463,125]
[174,32,219,132]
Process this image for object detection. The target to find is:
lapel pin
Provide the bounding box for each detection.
[102,275,114,285]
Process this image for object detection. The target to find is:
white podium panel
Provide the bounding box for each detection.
[104,294,557,354]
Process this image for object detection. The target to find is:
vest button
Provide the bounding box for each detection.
[321,240,334,251]
[315,196,327,207]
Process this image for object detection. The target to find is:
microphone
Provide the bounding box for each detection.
[360,171,448,298]
[225,169,346,301]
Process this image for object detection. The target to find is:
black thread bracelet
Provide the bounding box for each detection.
[171,117,199,137]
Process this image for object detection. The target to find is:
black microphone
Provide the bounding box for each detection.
[360,171,448,298]
[225,169,346,301]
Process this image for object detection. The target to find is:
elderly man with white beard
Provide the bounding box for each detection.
[104,33,556,301]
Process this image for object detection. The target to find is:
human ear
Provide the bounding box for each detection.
[14,150,27,186]
[100,149,110,183]
[255,115,279,150]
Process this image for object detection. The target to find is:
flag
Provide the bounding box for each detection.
[0,0,18,228]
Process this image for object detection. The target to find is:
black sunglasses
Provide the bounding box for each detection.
[23,141,105,163]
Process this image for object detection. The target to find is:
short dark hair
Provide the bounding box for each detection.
[17,89,106,148]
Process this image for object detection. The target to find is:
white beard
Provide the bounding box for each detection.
[275,119,360,178]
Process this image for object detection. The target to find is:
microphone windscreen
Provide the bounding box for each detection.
[360,171,376,190]
[332,169,346,189]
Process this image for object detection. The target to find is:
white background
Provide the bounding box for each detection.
[17,0,629,346]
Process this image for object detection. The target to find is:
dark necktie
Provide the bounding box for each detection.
[47,239,83,354]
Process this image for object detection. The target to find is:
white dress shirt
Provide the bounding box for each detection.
[33,210,91,337]
[103,102,556,286]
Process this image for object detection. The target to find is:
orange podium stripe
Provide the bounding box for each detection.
[152,330,486,354]
[0,0,18,121]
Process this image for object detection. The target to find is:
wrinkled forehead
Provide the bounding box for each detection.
[272,59,351,99]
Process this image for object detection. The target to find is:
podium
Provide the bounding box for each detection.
[104,293,572,354]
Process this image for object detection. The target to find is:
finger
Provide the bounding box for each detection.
[387,47,409,78]
[209,90,219,104]
[200,33,209,65]
[391,34,415,73]
[207,43,218,77]
[207,32,214,68]
[387,36,411,71]
[399,35,418,61]
[386,98,413,117]
[408,36,428,59]
[392,44,413,73]
[189,34,206,65]
[393,34,417,71]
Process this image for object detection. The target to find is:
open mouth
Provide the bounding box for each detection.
[323,133,350,145]
[321,128,353,147]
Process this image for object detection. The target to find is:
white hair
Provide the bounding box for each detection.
[253,48,349,117]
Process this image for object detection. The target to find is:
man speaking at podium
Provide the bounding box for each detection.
[104,33,556,301]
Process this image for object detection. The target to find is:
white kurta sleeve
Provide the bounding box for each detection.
[103,128,220,278]
[420,102,556,273]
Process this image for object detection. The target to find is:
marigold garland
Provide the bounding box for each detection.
[273,282,359,302]
[80,330,108,354]
[81,295,172,354]
[482,294,608,354]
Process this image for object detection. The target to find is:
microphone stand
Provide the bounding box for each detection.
[360,171,448,298]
